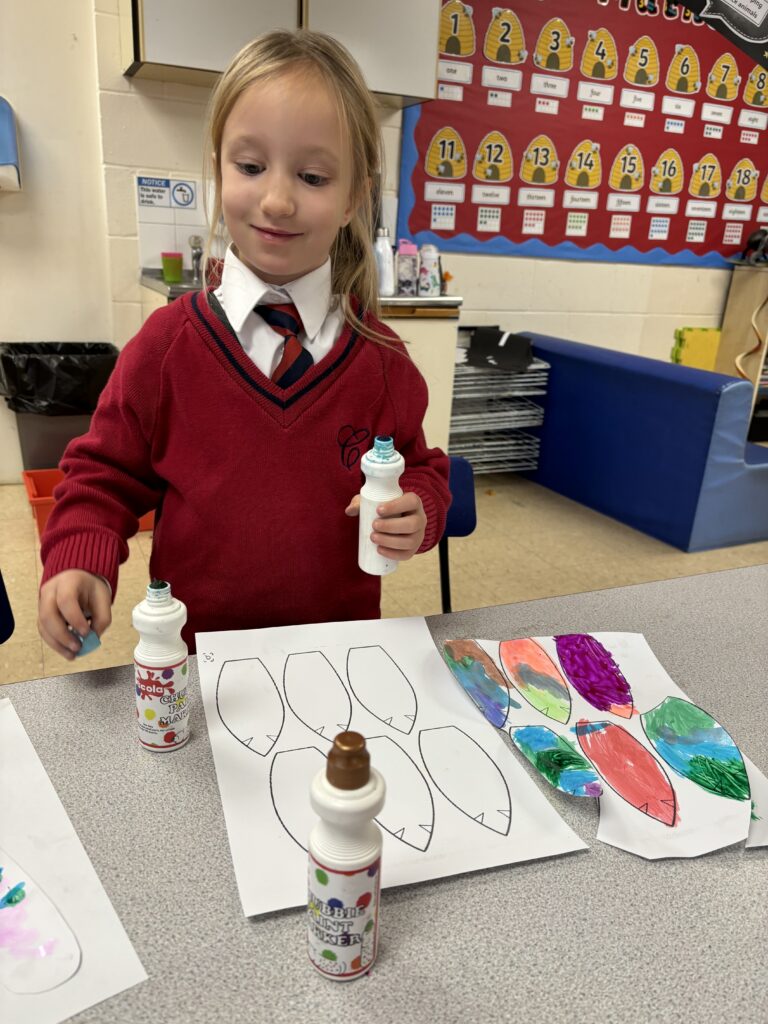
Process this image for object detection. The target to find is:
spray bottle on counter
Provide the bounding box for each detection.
[358,435,404,576]
[132,579,190,752]
[307,731,386,981]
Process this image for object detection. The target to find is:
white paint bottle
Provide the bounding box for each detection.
[307,732,386,981]
[358,435,404,576]
[132,579,190,752]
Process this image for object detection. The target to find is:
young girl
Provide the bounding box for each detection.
[37,30,451,659]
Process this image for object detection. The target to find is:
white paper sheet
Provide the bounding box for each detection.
[0,699,146,1024]
[744,756,768,848]
[448,633,765,859]
[197,617,586,917]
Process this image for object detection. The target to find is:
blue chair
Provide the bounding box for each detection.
[439,456,477,613]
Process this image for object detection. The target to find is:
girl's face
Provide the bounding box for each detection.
[218,71,355,285]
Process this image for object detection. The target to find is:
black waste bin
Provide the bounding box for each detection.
[0,342,119,470]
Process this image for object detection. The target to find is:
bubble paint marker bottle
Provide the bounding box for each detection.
[308,732,386,981]
[132,580,190,752]
[358,435,404,576]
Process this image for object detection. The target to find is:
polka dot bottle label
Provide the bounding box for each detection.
[134,656,190,751]
[307,854,381,980]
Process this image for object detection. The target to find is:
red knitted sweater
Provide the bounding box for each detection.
[40,293,451,652]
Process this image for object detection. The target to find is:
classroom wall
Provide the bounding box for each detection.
[0,2,732,484]
[447,255,730,358]
[0,1,112,483]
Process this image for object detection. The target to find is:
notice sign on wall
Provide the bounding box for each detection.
[396,0,768,266]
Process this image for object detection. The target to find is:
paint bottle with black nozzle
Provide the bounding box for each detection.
[132,580,190,752]
[358,435,404,576]
[307,731,386,981]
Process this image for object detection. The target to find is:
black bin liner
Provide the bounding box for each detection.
[0,342,119,415]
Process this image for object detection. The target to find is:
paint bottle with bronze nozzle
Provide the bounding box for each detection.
[307,731,386,980]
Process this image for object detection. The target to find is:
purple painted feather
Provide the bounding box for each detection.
[555,634,634,718]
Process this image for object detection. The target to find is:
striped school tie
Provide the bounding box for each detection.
[255,303,314,388]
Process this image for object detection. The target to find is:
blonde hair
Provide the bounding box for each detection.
[203,29,390,343]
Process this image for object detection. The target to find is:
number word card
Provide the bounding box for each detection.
[424,182,465,203]
[471,185,511,205]
[481,66,522,91]
[530,75,569,99]
[437,60,472,84]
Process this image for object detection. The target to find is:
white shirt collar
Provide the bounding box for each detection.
[217,246,333,342]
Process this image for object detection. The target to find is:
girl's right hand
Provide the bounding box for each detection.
[38,570,112,661]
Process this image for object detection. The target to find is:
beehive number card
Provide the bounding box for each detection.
[397,0,768,266]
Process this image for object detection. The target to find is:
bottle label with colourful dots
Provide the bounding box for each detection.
[307,854,380,980]
[134,656,190,751]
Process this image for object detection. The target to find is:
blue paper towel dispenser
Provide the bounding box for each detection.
[0,97,21,191]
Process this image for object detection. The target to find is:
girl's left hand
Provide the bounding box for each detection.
[345,492,427,561]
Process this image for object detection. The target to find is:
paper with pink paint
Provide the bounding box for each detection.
[443,633,768,860]
[0,699,146,1024]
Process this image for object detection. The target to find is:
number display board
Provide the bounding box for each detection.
[396,0,768,266]
[679,0,768,69]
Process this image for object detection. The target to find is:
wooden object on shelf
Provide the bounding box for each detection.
[380,301,461,453]
[715,263,768,417]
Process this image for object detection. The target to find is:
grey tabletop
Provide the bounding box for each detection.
[6,565,768,1024]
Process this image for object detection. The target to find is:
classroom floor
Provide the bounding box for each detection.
[1,474,767,686]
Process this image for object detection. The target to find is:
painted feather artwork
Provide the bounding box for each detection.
[575,721,678,827]
[555,634,634,718]
[441,633,765,859]
[641,697,750,801]
[499,639,571,723]
[509,726,602,797]
[442,639,520,728]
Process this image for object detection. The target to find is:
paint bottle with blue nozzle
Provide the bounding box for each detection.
[308,731,385,981]
[358,435,404,576]
[132,580,190,752]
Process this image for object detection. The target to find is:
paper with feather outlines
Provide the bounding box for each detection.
[197,616,585,917]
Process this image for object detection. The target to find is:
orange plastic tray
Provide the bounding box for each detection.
[22,469,154,539]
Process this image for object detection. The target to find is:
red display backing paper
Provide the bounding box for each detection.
[396,0,768,266]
